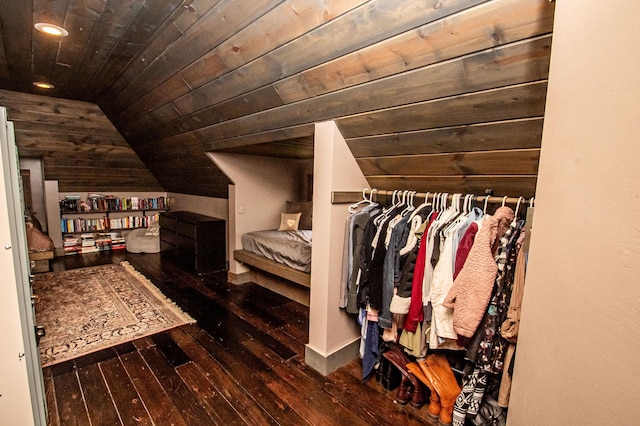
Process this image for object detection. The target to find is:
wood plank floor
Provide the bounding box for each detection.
[41,251,437,425]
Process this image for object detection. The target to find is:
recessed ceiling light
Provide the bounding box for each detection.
[34,23,69,37]
[33,81,55,89]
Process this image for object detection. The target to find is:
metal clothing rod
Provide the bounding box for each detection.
[331,189,534,207]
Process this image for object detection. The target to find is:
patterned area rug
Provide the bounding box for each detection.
[33,261,195,367]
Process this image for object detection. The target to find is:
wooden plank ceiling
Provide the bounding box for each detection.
[0,89,163,193]
[0,0,555,198]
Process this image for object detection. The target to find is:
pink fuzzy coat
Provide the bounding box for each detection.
[443,206,514,338]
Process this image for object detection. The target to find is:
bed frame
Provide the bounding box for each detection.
[233,249,310,306]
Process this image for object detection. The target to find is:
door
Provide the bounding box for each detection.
[0,107,47,425]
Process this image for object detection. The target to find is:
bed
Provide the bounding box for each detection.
[233,203,313,305]
[240,229,312,273]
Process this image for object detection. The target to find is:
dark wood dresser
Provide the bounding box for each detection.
[159,210,226,273]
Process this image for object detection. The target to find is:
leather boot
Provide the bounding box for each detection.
[418,356,461,426]
[409,374,427,409]
[426,352,452,371]
[382,347,411,376]
[406,362,440,421]
[396,374,413,405]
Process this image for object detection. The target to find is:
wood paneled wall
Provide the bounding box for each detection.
[0,0,555,199]
[99,0,554,199]
[0,89,162,193]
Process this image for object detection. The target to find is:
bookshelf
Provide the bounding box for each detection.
[60,194,168,255]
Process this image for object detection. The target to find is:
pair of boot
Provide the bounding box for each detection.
[396,373,427,408]
[409,353,461,426]
[382,348,430,409]
[406,362,441,419]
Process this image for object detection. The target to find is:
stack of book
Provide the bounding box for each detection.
[95,233,113,251]
[80,233,99,253]
[111,233,126,250]
[63,236,81,255]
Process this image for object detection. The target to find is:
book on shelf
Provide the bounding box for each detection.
[80,233,96,247]
[80,246,100,254]
[60,195,167,213]
[63,236,81,255]
[61,217,108,233]
[64,247,81,255]
[63,237,79,246]
[111,235,126,250]
[63,231,127,254]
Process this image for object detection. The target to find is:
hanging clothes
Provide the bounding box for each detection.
[359,308,380,381]
[341,202,380,313]
[452,217,524,425]
[443,206,514,340]
[390,208,431,316]
[428,205,484,349]
[454,221,480,279]
[403,210,438,332]
[498,208,532,408]
[341,189,533,422]
[354,209,385,312]
[379,212,410,330]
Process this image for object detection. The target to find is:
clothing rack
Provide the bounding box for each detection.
[331,189,533,207]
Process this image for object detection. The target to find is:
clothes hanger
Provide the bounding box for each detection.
[368,188,378,205]
[514,197,525,218]
[462,194,470,214]
[409,191,431,221]
[434,193,447,221]
[399,191,424,254]
[401,191,416,216]
[501,196,508,207]
[442,193,467,236]
[469,195,483,219]
[375,190,399,225]
[442,193,448,210]
[483,195,490,214]
[435,192,461,230]
[400,190,408,209]
[441,193,460,235]
[348,187,370,213]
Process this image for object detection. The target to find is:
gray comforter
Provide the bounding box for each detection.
[241,230,312,273]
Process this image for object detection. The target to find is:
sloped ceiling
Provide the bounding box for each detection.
[0,0,554,198]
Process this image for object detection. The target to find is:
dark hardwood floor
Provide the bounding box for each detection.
[41,251,436,425]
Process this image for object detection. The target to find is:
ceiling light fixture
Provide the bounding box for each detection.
[34,23,69,37]
[33,81,55,90]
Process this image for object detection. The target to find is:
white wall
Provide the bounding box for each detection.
[306,121,369,372]
[44,181,61,248]
[207,153,310,276]
[508,1,640,424]
[167,192,228,221]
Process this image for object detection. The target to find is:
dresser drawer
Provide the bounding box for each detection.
[160,229,196,253]
[159,211,226,274]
